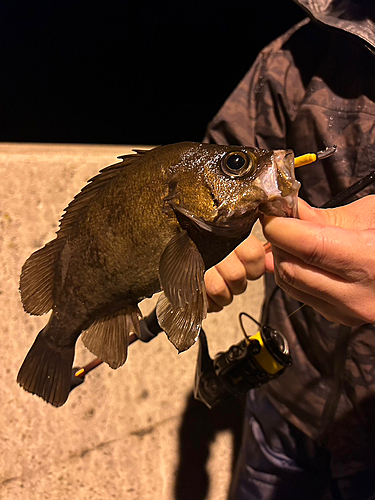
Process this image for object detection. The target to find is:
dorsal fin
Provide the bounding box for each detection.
[57,150,151,240]
[117,147,154,160]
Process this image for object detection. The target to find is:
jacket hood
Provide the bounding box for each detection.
[293,0,375,50]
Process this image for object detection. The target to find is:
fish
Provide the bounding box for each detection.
[17,142,300,407]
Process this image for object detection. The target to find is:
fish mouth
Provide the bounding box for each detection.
[256,149,300,218]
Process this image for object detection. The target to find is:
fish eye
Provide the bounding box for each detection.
[221,151,255,177]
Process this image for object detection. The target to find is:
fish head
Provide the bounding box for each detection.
[166,142,300,238]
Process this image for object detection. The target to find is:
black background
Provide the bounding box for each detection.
[0,1,304,145]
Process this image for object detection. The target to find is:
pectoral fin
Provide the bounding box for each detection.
[81,306,142,369]
[156,230,207,353]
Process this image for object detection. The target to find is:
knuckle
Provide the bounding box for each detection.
[304,229,327,267]
[237,242,266,280]
[205,273,229,299]
[239,240,265,266]
[227,264,246,285]
[245,259,266,280]
[275,261,296,290]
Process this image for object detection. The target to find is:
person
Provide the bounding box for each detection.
[204,0,375,498]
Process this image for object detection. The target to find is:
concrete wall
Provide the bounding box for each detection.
[0,143,264,500]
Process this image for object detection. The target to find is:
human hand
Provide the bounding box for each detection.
[262,196,375,326]
[204,234,266,312]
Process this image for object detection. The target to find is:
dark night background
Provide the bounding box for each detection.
[0,1,304,145]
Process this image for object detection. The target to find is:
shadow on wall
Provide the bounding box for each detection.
[174,391,245,500]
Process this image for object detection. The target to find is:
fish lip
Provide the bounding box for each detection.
[257,149,300,218]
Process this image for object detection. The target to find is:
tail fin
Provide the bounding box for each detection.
[17,329,75,407]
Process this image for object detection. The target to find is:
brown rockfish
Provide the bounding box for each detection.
[17,142,300,406]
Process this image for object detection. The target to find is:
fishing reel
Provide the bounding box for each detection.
[70,309,292,409]
[194,313,292,409]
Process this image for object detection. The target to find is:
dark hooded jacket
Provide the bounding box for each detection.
[205,0,375,477]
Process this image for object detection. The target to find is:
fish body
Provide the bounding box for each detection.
[17,142,300,406]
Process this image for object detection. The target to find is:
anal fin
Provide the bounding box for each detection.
[81,306,142,369]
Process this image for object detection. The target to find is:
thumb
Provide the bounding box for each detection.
[298,195,375,231]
